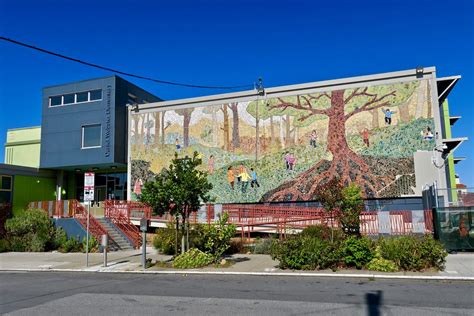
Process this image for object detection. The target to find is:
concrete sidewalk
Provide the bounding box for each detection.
[1,248,473,280]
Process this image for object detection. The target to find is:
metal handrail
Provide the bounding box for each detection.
[104,200,143,248]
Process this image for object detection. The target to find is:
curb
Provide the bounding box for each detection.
[1,268,474,281]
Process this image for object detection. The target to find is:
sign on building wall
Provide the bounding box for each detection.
[84,172,95,202]
[129,78,435,203]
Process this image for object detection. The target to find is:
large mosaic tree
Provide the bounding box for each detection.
[264,82,418,201]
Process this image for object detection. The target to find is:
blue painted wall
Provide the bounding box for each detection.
[52,218,87,241]
[40,76,160,169]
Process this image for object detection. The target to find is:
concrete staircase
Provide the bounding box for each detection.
[96,218,134,251]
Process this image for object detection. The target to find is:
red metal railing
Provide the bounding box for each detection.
[28,199,109,243]
[71,200,109,241]
[104,200,147,248]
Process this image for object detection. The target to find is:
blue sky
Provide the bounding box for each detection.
[0,0,473,186]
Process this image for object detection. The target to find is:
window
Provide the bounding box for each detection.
[90,90,102,101]
[0,175,12,203]
[82,124,102,148]
[1,176,12,190]
[63,93,75,104]
[76,91,88,103]
[48,89,103,107]
[50,96,62,106]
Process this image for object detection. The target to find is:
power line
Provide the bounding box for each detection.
[0,36,254,90]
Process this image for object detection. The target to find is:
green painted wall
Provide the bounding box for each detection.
[4,127,41,168]
[12,175,56,216]
[441,100,458,201]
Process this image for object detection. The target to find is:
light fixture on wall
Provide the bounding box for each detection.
[416,66,424,78]
[256,78,265,96]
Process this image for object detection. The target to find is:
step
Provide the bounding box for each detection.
[94,218,136,250]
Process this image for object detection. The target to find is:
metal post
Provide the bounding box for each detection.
[102,234,108,267]
[86,201,90,267]
[142,230,146,270]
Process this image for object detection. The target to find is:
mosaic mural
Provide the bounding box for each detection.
[130,78,435,203]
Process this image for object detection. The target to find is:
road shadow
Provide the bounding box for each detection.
[365,290,383,316]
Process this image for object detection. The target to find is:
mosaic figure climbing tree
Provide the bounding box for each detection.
[263,82,419,200]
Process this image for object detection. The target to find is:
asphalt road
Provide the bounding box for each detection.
[1,272,473,315]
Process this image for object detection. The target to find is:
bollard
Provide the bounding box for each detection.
[140,217,148,270]
[102,234,108,267]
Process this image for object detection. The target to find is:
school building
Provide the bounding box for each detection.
[0,67,471,249]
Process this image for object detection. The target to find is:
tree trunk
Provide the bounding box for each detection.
[427,82,432,118]
[140,115,145,139]
[279,117,285,149]
[285,114,291,147]
[145,113,151,145]
[230,103,240,149]
[181,215,186,254]
[175,216,179,255]
[371,108,380,129]
[133,114,139,142]
[183,110,192,148]
[270,115,275,146]
[398,100,411,123]
[293,127,299,144]
[326,91,351,170]
[255,117,260,160]
[222,106,230,150]
[211,110,218,146]
[161,111,166,144]
[154,112,160,144]
[415,80,426,119]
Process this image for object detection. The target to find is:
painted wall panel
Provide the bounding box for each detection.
[12,175,56,215]
[130,78,436,203]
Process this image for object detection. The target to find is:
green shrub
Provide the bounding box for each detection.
[61,237,82,253]
[82,236,99,253]
[153,225,178,255]
[201,213,236,262]
[0,238,9,252]
[366,246,398,272]
[50,228,67,250]
[226,238,245,254]
[301,225,345,242]
[254,238,274,254]
[5,209,54,252]
[153,222,207,255]
[271,235,342,270]
[342,236,374,268]
[172,248,213,269]
[378,235,447,271]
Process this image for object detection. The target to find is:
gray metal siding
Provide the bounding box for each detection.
[40,77,117,168]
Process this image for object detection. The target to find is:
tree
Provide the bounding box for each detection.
[340,183,364,236]
[153,112,160,144]
[247,99,298,149]
[202,105,220,146]
[161,111,171,144]
[247,100,278,149]
[140,152,213,253]
[264,82,416,201]
[314,177,344,243]
[228,102,240,149]
[314,179,364,241]
[220,105,230,150]
[176,108,195,148]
